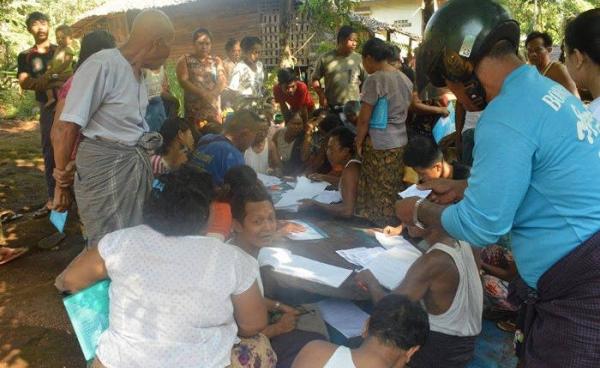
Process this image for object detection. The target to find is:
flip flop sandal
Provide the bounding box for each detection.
[0,211,23,224]
[0,247,29,265]
[497,320,517,333]
[33,207,50,219]
[37,232,66,250]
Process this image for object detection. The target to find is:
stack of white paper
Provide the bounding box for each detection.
[258,247,352,288]
[314,190,342,204]
[285,220,327,241]
[257,173,282,187]
[317,298,370,338]
[399,184,432,199]
[336,247,385,268]
[366,244,422,290]
[274,176,330,211]
[374,232,415,250]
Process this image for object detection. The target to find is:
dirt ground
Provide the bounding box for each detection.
[0,119,86,368]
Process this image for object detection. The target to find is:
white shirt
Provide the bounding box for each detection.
[244,138,269,174]
[323,346,356,368]
[588,97,600,122]
[61,48,149,146]
[462,111,482,132]
[426,241,483,337]
[228,61,264,97]
[96,225,259,368]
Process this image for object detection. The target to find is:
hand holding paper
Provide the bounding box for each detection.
[399,184,432,199]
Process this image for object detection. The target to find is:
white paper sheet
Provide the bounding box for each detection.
[275,176,330,210]
[257,173,282,187]
[258,248,353,288]
[374,232,415,250]
[314,190,342,204]
[366,245,422,290]
[399,184,432,199]
[317,298,370,338]
[336,247,385,268]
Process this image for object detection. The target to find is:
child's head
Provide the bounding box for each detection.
[326,127,355,166]
[76,30,116,70]
[366,294,429,366]
[158,117,195,153]
[55,24,73,48]
[144,166,215,236]
[343,101,360,125]
[231,182,277,248]
[403,135,445,182]
[240,36,262,64]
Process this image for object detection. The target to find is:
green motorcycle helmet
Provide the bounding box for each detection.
[416,0,520,108]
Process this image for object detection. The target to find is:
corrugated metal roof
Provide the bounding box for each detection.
[79,0,197,20]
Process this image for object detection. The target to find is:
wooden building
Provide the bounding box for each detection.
[71,0,319,70]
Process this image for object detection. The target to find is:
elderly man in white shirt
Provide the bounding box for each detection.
[51,10,175,247]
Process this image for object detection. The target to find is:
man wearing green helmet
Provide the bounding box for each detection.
[394,0,600,367]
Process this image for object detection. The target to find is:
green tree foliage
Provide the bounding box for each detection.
[0,0,106,118]
[0,0,106,70]
[501,0,598,44]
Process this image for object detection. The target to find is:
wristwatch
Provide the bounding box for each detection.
[413,198,426,230]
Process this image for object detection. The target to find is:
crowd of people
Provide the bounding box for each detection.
[7,0,600,367]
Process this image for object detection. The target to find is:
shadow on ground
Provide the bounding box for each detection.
[1,119,85,368]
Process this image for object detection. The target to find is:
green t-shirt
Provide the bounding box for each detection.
[311,50,366,107]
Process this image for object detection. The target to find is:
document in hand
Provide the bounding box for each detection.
[366,245,422,290]
[275,176,330,211]
[285,220,327,241]
[374,232,415,250]
[258,247,353,288]
[63,279,110,362]
[398,184,432,199]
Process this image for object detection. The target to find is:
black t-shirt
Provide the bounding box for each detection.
[451,161,471,180]
[17,44,57,103]
[400,63,416,84]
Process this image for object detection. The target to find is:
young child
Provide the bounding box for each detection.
[150,117,195,176]
[45,24,75,107]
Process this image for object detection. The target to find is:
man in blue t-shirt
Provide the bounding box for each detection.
[394,1,600,367]
[190,109,263,184]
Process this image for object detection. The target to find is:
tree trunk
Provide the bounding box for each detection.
[279,0,296,69]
